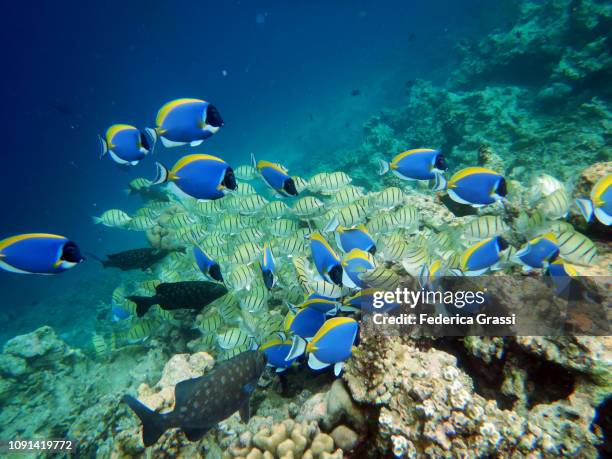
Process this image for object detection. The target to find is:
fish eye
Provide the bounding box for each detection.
[206,104,224,128]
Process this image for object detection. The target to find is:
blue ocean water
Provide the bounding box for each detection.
[0,0,504,345]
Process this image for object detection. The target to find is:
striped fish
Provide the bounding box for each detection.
[324,203,367,232]
[234,182,257,196]
[196,310,223,335]
[293,257,313,293]
[235,164,258,180]
[310,279,345,298]
[165,213,195,228]
[307,173,330,192]
[276,237,308,256]
[195,200,222,215]
[262,201,289,219]
[127,216,157,231]
[331,185,365,205]
[400,246,430,275]
[292,176,310,194]
[366,213,398,234]
[92,209,132,227]
[372,187,404,209]
[538,188,570,220]
[292,196,325,217]
[92,334,108,357]
[239,284,269,313]
[228,265,256,291]
[392,206,419,231]
[318,171,352,194]
[463,215,509,240]
[359,266,400,290]
[556,231,597,266]
[237,194,269,215]
[217,327,253,350]
[270,219,300,237]
[230,242,261,265]
[235,228,265,245]
[217,215,245,234]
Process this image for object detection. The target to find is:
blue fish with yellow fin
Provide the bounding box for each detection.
[544,259,578,298]
[335,224,376,254]
[153,154,236,200]
[260,336,298,372]
[300,293,339,315]
[342,288,401,314]
[514,233,560,271]
[193,246,223,282]
[259,243,276,290]
[0,233,84,275]
[151,98,223,148]
[286,317,358,376]
[251,154,298,197]
[460,236,508,275]
[378,148,447,181]
[342,248,376,289]
[284,306,326,339]
[99,124,156,166]
[309,231,343,286]
[575,174,611,226]
[436,167,507,207]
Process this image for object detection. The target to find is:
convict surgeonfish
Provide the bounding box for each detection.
[251,154,298,197]
[193,246,223,282]
[153,154,236,200]
[150,98,224,148]
[335,224,376,254]
[575,174,612,226]
[556,231,597,266]
[127,281,228,317]
[287,317,358,376]
[89,248,172,271]
[309,231,343,286]
[437,167,507,207]
[514,233,560,271]
[537,188,571,220]
[459,236,509,275]
[92,209,132,228]
[0,233,84,275]
[123,351,266,446]
[378,149,447,181]
[462,215,510,241]
[99,124,156,166]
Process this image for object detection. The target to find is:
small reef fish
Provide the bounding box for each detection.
[123,351,266,446]
[309,231,343,286]
[342,288,401,314]
[99,124,156,166]
[92,209,132,227]
[151,98,224,148]
[462,215,509,240]
[0,233,84,275]
[90,248,172,271]
[514,233,560,271]
[287,317,358,376]
[217,327,254,350]
[193,246,223,282]
[284,305,327,339]
[153,154,237,200]
[537,188,571,220]
[259,243,276,290]
[358,266,400,290]
[260,337,298,372]
[251,154,299,197]
[235,164,258,181]
[341,248,376,289]
[437,167,507,207]
[335,224,376,254]
[127,281,228,317]
[460,236,509,275]
[575,174,611,226]
[556,231,597,266]
[378,149,447,181]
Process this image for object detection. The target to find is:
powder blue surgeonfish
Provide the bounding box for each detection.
[151,98,224,148]
[335,224,376,254]
[341,248,376,289]
[260,337,298,373]
[259,243,276,290]
[300,293,339,315]
[436,167,507,207]
[193,246,223,282]
[0,233,84,275]
[251,154,298,197]
[99,124,156,166]
[514,233,560,272]
[286,317,358,376]
[153,154,237,200]
[284,306,326,340]
[575,174,611,226]
[460,236,509,275]
[309,231,343,286]
[378,148,447,181]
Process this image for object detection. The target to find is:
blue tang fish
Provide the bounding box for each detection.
[341,248,376,289]
[287,317,359,376]
[335,224,376,254]
[284,306,326,339]
[309,231,343,286]
[99,124,156,166]
[378,148,447,181]
[260,337,298,373]
[514,233,560,271]
[0,233,84,275]
[251,154,298,197]
[151,98,224,148]
[153,154,237,200]
[576,174,611,226]
[460,236,509,275]
[436,167,507,207]
[300,293,339,315]
[259,243,276,290]
[193,246,223,283]
[544,259,578,298]
[342,288,401,314]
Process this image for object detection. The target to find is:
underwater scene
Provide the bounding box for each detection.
[0,0,611,457]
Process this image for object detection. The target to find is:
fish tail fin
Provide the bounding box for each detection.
[126,295,157,318]
[250,152,257,169]
[323,215,339,233]
[98,135,108,159]
[122,395,167,447]
[153,162,170,185]
[378,159,389,176]
[285,335,307,361]
[85,252,106,268]
[575,198,594,223]
[143,128,158,153]
[432,173,447,192]
[92,216,103,225]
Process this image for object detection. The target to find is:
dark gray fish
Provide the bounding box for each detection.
[90,248,172,271]
[127,281,228,317]
[350,89,362,96]
[123,350,267,446]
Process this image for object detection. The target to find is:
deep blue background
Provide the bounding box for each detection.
[0,0,507,340]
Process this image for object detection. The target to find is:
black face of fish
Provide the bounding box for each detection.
[206,104,224,128]
[262,269,274,290]
[435,154,448,171]
[62,242,84,263]
[329,264,343,286]
[223,168,237,190]
[497,237,509,252]
[209,264,224,283]
[283,178,299,196]
[368,245,377,255]
[140,130,152,151]
[497,178,508,198]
